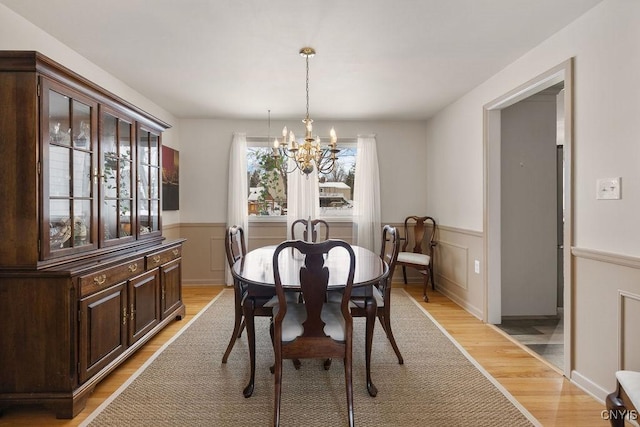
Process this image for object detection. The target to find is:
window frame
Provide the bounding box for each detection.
[246,136,357,222]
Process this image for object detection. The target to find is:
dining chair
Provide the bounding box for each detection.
[606,370,640,426]
[271,239,356,427]
[222,225,248,364]
[325,225,400,396]
[291,218,330,242]
[397,215,437,302]
[350,225,401,396]
[223,226,299,397]
[223,226,273,362]
[224,227,302,398]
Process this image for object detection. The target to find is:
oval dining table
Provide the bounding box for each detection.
[232,243,388,398]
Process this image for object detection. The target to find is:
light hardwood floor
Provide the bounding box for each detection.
[0,284,608,426]
[404,286,608,427]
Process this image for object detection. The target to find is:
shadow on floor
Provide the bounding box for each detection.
[496,316,563,370]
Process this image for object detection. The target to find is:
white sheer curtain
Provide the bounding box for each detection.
[352,135,381,251]
[286,156,320,240]
[226,132,248,285]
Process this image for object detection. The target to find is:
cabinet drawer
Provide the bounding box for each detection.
[79,258,144,297]
[146,246,181,269]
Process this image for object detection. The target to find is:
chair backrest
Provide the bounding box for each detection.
[224,225,247,268]
[272,239,355,340]
[291,218,330,242]
[379,225,400,291]
[401,216,436,256]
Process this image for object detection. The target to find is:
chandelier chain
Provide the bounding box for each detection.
[305,53,310,121]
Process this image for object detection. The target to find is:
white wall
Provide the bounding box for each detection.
[178,119,428,224]
[425,0,640,398]
[427,0,640,250]
[0,3,182,225]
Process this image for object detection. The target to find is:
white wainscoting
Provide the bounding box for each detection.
[618,290,640,371]
[436,240,469,290]
[571,247,640,401]
[432,225,484,320]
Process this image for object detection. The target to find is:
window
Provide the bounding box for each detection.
[246,138,356,217]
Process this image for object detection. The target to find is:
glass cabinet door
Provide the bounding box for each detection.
[137,126,161,238]
[44,79,97,257]
[100,108,135,245]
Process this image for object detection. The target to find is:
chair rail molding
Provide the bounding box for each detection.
[572,247,640,270]
[437,224,483,238]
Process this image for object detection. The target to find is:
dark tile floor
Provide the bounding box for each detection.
[496,315,563,369]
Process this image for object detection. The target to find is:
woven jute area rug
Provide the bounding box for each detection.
[82,289,538,426]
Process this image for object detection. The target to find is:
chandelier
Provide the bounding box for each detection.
[272,47,339,176]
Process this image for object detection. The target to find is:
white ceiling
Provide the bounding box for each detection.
[1,0,602,121]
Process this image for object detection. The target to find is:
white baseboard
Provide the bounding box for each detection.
[570,369,609,403]
[436,283,483,320]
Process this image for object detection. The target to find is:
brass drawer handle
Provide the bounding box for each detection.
[153,255,161,264]
[93,274,107,286]
[172,249,179,256]
[128,263,138,273]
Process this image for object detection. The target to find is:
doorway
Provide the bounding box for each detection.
[484,60,573,375]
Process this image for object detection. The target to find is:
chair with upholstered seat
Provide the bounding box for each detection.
[606,370,640,426]
[291,218,329,242]
[222,225,250,364]
[271,239,356,427]
[222,225,279,397]
[223,225,300,397]
[397,215,437,302]
[349,225,402,396]
[222,226,276,363]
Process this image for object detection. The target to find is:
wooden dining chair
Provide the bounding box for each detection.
[222,225,248,364]
[397,215,437,302]
[225,227,302,398]
[349,225,402,396]
[222,225,275,397]
[606,370,640,426]
[223,225,275,363]
[271,239,356,427]
[291,218,330,242]
[223,226,299,398]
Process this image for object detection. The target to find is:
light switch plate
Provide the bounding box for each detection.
[596,177,621,200]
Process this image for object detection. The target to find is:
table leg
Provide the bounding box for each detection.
[242,297,256,398]
[365,296,378,397]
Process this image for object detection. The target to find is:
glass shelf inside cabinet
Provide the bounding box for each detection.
[101,112,134,242]
[47,89,94,251]
[138,128,160,236]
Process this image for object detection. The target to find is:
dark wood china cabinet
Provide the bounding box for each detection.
[0,51,185,418]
